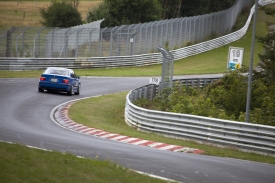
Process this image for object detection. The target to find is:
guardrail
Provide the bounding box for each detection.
[0,2,262,70]
[129,77,220,102]
[0,53,161,70]
[125,77,275,156]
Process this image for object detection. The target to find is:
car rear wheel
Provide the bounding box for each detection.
[38,86,44,92]
[67,86,73,96]
[75,86,80,95]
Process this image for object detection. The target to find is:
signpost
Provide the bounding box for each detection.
[246,0,259,123]
[227,46,244,70]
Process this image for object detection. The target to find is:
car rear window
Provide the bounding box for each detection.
[45,68,69,76]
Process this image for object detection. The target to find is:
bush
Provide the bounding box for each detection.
[133,70,275,126]
[40,2,82,28]
[206,70,248,120]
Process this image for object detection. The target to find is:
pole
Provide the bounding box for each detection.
[245,0,259,122]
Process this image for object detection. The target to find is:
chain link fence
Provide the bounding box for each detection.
[0,0,254,58]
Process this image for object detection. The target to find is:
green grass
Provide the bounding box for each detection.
[0,142,169,183]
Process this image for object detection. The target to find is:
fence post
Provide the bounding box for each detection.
[100,27,107,57]
[22,27,30,57]
[5,27,15,57]
[158,46,174,93]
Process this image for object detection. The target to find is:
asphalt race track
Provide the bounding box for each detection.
[1,77,275,183]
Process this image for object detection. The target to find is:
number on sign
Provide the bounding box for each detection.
[149,78,160,85]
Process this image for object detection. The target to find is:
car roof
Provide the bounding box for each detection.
[45,67,73,72]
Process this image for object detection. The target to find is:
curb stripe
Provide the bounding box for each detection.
[53,101,204,155]
[105,134,121,139]
[131,140,149,145]
[126,139,142,143]
[137,141,155,146]
[110,135,127,140]
[147,142,164,147]
[115,136,132,141]
[81,128,96,133]
[95,132,110,136]
[158,145,178,150]
[120,138,138,143]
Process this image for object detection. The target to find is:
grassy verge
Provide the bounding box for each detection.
[69,92,275,164]
[0,142,169,183]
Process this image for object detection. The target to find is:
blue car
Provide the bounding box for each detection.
[38,67,81,96]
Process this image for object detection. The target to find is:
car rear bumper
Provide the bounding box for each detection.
[39,82,70,92]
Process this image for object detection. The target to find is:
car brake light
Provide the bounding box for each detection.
[63,79,69,84]
[40,77,46,81]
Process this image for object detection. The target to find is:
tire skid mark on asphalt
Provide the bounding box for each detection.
[53,101,204,155]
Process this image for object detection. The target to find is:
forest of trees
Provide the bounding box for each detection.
[87,0,236,27]
[40,0,236,28]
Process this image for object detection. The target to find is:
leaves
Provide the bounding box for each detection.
[87,0,235,27]
[40,2,82,28]
[87,0,162,27]
[134,69,275,126]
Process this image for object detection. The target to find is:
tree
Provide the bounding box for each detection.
[158,0,183,19]
[248,6,275,125]
[87,0,162,27]
[254,6,275,85]
[179,0,235,17]
[86,3,111,28]
[50,0,80,8]
[87,0,236,27]
[208,0,236,13]
[40,2,82,28]
[206,70,248,120]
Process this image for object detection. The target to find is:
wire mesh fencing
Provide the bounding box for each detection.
[0,0,254,58]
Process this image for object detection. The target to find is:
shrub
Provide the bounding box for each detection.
[40,2,82,28]
[133,71,275,126]
[206,70,248,120]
